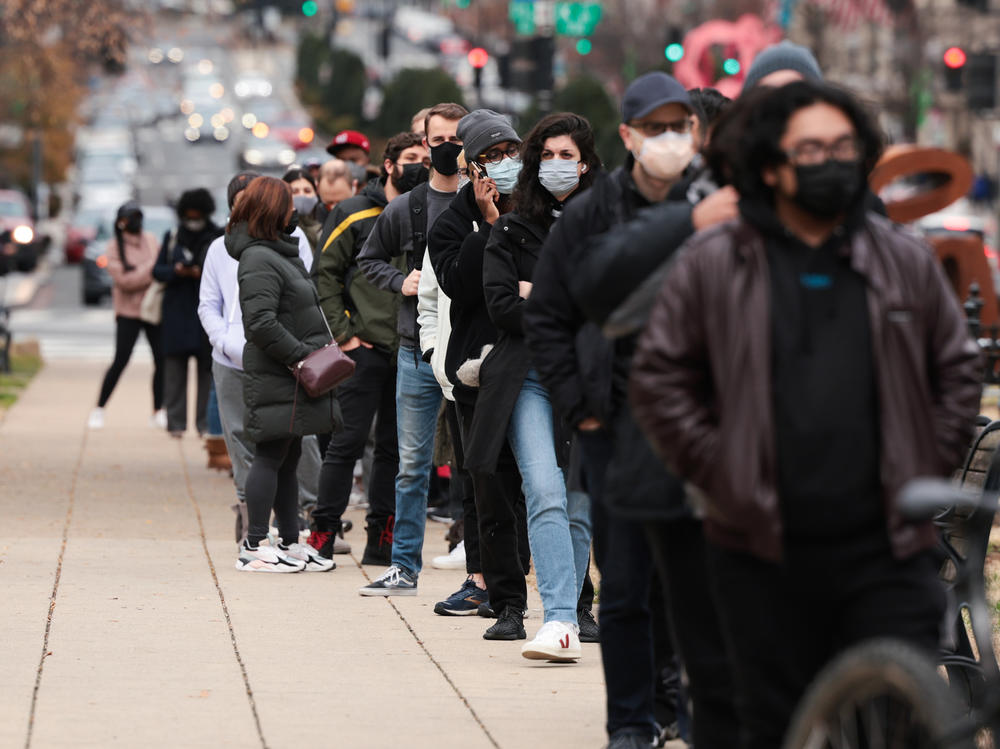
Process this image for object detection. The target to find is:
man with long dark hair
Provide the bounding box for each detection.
[630,81,982,748]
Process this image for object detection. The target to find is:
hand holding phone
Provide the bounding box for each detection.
[472,164,501,225]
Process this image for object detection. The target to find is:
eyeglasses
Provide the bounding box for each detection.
[785,136,862,166]
[629,118,694,138]
[479,143,521,165]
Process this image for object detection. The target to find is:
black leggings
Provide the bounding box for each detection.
[246,436,302,547]
[98,316,163,409]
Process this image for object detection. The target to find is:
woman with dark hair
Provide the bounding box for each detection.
[465,112,600,660]
[153,187,222,436]
[226,176,342,572]
[88,201,165,430]
[281,167,321,252]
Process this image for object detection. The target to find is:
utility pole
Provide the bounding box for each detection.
[534,0,556,114]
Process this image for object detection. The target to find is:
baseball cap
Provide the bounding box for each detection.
[622,72,693,122]
[326,130,371,156]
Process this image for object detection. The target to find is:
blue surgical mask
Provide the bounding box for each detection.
[538,159,581,198]
[485,157,522,195]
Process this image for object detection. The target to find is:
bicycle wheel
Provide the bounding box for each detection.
[783,639,972,749]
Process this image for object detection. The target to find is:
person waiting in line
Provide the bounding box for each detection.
[311,132,429,565]
[630,81,981,749]
[198,171,335,551]
[466,113,599,662]
[153,188,221,437]
[282,167,321,253]
[88,201,165,430]
[226,176,341,573]
[315,159,357,227]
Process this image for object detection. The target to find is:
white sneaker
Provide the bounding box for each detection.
[521,620,582,662]
[87,407,105,429]
[431,540,466,570]
[235,541,305,573]
[279,542,335,572]
[151,409,167,429]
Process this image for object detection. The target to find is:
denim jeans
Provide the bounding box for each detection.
[206,377,223,437]
[507,370,592,624]
[391,346,443,576]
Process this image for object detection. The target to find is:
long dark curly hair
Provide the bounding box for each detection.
[512,112,601,228]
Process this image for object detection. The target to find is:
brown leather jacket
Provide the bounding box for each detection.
[629,213,982,562]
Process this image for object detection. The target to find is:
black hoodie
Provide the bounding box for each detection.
[740,196,883,538]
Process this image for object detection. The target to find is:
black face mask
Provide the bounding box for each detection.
[283,210,299,236]
[793,160,862,218]
[392,162,429,194]
[430,142,462,176]
[124,215,143,234]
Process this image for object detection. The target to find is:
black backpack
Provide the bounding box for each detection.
[408,182,429,271]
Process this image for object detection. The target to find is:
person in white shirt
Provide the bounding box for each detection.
[198,171,338,549]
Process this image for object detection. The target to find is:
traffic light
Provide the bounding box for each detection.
[665,26,684,63]
[468,47,489,69]
[301,0,318,16]
[943,46,967,92]
[967,53,997,110]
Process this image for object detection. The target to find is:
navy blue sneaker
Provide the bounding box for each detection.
[434,577,488,616]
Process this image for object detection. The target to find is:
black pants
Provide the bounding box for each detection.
[314,346,397,531]
[98,316,164,410]
[445,399,480,575]
[645,518,739,748]
[246,436,302,547]
[163,350,211,433]
[457,398,530,613]
[708,530,946,749]
[579,429,661,738]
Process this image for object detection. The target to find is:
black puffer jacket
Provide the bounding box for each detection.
[226,223,342,444]
[427,182,496,406]
[154,221,221,356]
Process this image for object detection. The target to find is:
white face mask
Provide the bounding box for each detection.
[631,129,695,182]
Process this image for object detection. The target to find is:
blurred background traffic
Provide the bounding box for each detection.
[0,0,997,358]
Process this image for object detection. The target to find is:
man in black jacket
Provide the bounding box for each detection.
[524,73,739,749]
[309,132,427,568]
[356,102,469,596]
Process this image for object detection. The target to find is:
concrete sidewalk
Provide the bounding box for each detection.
[1,360,607,749]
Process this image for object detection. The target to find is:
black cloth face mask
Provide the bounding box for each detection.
[430,142,462,176]
[793,160,862,218]
[393,163,430,194]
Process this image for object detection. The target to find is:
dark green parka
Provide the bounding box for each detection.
[226,223,342,443]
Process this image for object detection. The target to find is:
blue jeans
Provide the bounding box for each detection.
[507,370,592,624]
[391,346,443,576]
[206,377,224,437]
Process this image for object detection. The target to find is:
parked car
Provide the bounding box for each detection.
[240,135,297,171]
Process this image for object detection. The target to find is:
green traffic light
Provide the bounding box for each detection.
[456,0,472,7]
[577,39,593,55]
[302,0,318,16]
[723,58,741,76]
[665,43,684,63]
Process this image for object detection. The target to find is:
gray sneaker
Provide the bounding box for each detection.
[358,565,417,596]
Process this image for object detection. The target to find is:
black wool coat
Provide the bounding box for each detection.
[464,212,572,474]
[153,222,221,356]
[226,223,343,444]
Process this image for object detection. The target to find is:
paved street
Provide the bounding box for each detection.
[1,359,606,748]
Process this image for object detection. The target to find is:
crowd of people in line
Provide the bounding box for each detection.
[88,39,984,749]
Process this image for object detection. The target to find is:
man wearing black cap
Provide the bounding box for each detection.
[524,73,739,748]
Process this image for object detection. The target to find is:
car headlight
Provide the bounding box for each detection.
[244,149,262,165]
[12,225,34,244]
[214,126,230,141]
[185,127,201,142]
[279,149,296,165]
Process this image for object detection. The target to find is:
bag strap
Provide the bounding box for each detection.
[408,183,429,271]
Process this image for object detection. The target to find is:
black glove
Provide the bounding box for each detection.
[422,347,434,363]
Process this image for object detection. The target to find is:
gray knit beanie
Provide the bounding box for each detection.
[457,109,521,164]
[743,41,823,91]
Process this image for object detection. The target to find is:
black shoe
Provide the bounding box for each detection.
[578,607,599,643]
[361,515,394,566]
[483,607,525,640]
[477,601,497,619]
[605,728,654,749]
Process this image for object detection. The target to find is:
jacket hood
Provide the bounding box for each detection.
[360,177,388,207]
[225,222,300,261]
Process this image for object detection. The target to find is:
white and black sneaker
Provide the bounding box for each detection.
[358,565,417,596]
[278,542,335,572]
[235,540,305,573]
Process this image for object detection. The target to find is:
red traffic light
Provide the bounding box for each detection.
[944,47,968,69]
[468,47,489,69]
